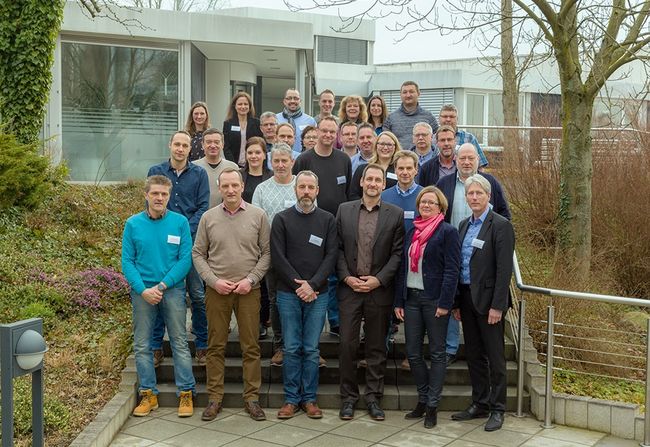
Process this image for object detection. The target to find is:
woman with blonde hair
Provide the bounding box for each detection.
[184,101,211,161]
[349,130,400,199]
[223,92,263,166]
[336,95,368,148]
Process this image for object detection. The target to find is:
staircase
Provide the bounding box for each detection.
[122,320,527,411]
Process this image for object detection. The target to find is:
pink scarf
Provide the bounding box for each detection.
[409,213,444,272]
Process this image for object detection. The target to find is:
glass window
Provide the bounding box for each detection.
[61,42,178,181]
[466,93,486,145]
[317,36,367,65]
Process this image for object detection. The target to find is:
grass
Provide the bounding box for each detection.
[0,181,142,446]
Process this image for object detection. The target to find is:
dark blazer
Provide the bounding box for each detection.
[419,157,456,187]
[222,117,263,163]
[336,200,405,306]
[349,163,398,200]
[457,209,515,314]
[394,222,461,310]
[436,172,511,223]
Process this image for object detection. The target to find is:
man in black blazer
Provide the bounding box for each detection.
[451,174,515,432]
[336,163,404,421]
[418,125,458,187]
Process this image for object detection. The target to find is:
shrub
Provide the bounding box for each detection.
[0,132,66,209]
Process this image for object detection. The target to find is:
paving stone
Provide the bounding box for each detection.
[536,425,606,445]
[520,436,586,447]
[121,419,194,442]
[282,411,349,432]
[609,405,636,440]
[109,434,155,447]
[162,427,239,446]
[379,428,455,447]
[202,413,275,436]
[565,397,590,429]
[461,425,533,446]
[587,400,612,433]
[408,419,476,438]
[299,433,374,447]
[247,424,322,446]
[593,435,641,447]
[329,419,402,443]
[502,415,544,435]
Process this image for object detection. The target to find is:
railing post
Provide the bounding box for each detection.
[515,299,526,417]
[641,318,650,446]
[542,305,555,429]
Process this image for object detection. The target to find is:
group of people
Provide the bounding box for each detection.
[120,80,515,433]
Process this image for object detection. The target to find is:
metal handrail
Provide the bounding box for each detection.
[511,250,650,444]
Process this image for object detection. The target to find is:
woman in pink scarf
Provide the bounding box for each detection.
[394,186,461,429]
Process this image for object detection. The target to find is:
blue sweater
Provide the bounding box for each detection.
[121,211,192,295]
[381,184,423,233]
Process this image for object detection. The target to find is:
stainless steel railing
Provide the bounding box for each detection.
[511,251,650,444]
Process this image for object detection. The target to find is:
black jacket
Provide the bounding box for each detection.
[222,117,263,164]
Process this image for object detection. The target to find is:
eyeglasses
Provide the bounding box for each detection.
[420,200,440,206]
[285,96,300,101]
[377,142,395,148]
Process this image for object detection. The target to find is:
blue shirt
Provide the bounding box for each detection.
[147,160,210,236]
[121,210,192,294]
[451,173,472,229]
[411,147,438,166]
[275,112,317,153]
[350,151,371,174]
[460,207,490,284]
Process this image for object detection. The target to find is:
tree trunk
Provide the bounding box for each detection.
[556,83,595,278]
[500,0,519,155]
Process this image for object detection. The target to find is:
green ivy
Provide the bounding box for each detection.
[0,0,65,143]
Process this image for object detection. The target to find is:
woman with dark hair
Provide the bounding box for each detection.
[349,131,400,200]
[300,125,318,152]
[223,92,263,167]
[240,136,272,204]
[394,186,461,429]
[184,101,211,161]
[368,95,388,135]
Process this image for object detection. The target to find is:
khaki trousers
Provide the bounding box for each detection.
[205,286,261,402]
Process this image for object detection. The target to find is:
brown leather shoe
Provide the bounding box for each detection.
[153,349,164,368]
[319,356,327,368]
[196,349,207,366]
[277,402,299,419]
[201,401,223,421]
[301,402,323,419]
[244,401,266,421]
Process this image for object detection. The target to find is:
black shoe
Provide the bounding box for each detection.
[367,402,385,421]
[404,402,426,419]
[259,324,268,340]
[339,401,354,420]
[485,412,504,431]
[329,326,340,337]
[446,353,457,365]
[424,406,437,429]
[451,404,490,421]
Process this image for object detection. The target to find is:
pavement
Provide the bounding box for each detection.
[111,406,639,446]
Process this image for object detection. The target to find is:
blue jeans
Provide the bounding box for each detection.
[446,316,460,354]
[151,263,207,350]
[327,273,339,328]
[132,287,195,395]
[404,289,449,407]
[277,290,328,404]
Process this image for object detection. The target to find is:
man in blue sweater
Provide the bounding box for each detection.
[122,175,195,418]
[148,131,210,367]
[381,151,423,233]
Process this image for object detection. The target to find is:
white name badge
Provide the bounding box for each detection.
[404,210,415,219]
[284,199,296,208]
[336,175,347,185]
[471,238,485,249]
[167,235,181,245]
[386,172,398,180]
[309,234,323,247]
[231,125,241,131]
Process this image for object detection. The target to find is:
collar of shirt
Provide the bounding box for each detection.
[295,203,316,214]
[166,159,191,175]
[416,149,434,165]
[360,199,381,212]
[439,156,456,169]
[222,200,246,216]
[396,182,418,197]
[470,206,490,225]
[145,207,167,220]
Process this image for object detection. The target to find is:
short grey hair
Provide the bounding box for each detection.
[457,142,479,157]
[260,111,277,122]
[464,174,491,195]
[413,122,433,135]
[270,142,294,160]
[295,170,319,187]
[440,104,458,114]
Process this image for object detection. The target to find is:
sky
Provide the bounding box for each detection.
[224,0,488,64]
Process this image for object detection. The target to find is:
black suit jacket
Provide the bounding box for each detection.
[222,117,263,163]
[419,157,456,187]
[457,209,515,314]
[436,171,511,223]
[336,200,405,306]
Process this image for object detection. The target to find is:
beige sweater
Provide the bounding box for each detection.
[193,157,239,208]
[192,203,270,288]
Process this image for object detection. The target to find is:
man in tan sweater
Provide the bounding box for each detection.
[192,167,271,422]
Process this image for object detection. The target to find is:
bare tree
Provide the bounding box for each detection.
[77,0,229,19]
[286,0,650,278]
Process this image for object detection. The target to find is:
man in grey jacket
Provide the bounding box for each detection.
[384,81,438,151]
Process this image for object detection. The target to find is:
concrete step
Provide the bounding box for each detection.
[144,357,519,387]
[162,332,517,360]
[155,382,528,412]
